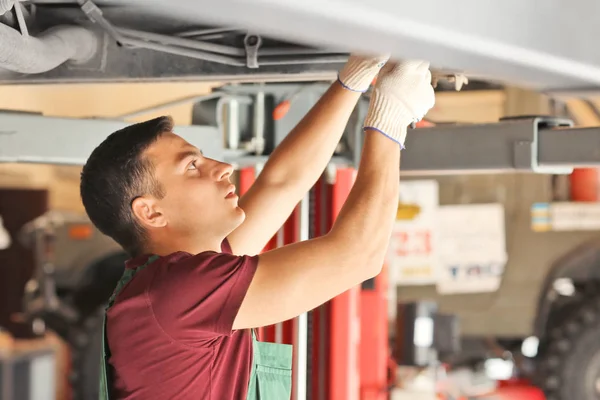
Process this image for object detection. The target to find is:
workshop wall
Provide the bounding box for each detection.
[427,89,507,124]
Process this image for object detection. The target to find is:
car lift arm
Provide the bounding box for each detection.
[2,112,600,175]
[400,117,581,175]
[0,112,224,165]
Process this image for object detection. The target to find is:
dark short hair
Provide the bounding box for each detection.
[80,116,173,256]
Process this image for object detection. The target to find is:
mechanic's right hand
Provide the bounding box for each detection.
[338,53,390,93]
[363,60,435,147]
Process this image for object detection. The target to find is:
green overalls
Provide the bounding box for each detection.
[99,255,293,400]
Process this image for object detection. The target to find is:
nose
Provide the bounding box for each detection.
[213,161,234,181]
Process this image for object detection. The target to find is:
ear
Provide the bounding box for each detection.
[131,196,167,229]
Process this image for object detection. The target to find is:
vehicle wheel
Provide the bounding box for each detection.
[68,307,105,400]
[536,294,600,400]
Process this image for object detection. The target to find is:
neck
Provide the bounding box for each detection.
[145,232,224,256]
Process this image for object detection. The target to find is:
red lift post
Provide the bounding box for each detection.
[238,166,292,344]
[327,168,362,400]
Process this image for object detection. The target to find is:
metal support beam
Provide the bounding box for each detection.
[539,127,600,167]
[400,117,581,175]
[4,111,600,175]
[135,0,600,91]
[0,112,223,165]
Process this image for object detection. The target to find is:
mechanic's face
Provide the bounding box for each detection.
[135,132,245,244]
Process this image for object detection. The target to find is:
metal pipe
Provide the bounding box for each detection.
[225,98,240,150]
[0,24,98,74]
[117,27,347,63]
[259,47,345,56]
[75,1,345,69]
[13,0,28,37]
[121,36,246,67]
[252,91,266,155]
[293,194,310,400]
[116,27,245,56]
[177,27,241,38]
[259,54,348,66]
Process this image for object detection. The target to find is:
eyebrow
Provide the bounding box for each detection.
[175,149,203,165]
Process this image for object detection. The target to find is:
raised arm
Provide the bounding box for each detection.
[227,55,388,256]
[233,61,435,329]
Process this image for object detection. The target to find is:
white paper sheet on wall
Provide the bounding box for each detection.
[435,203,507,295]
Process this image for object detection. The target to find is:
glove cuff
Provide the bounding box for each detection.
[338,55,388,92]
[363,89,414,147]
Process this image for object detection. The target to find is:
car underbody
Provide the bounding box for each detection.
[2,0,600,96]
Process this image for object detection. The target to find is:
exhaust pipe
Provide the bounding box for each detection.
[0,23,98,74]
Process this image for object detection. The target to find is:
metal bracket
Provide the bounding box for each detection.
[511,116,574,174]
[244,33,262,68]
[79,0,124,44]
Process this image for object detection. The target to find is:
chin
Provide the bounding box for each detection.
[234,207,246,223]
[224,210,245,236]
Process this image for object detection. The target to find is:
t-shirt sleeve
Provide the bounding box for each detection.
[149,250,258,344]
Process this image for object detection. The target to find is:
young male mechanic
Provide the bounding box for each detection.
[80,54,435,399]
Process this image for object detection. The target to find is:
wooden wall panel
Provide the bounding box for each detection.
[427,90,506,124]
[0,82,218,124]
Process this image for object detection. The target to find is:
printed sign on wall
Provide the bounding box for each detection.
[435,203,507,294]
[387,180,439,286]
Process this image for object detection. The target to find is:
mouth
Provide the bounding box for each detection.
[225,185,237,199]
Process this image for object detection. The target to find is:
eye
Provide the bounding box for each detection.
[187,160,198,170]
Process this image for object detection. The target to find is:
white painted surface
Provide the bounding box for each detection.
[436,203,507,294]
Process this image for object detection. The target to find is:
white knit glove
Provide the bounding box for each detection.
[363,61,435,148]
[338,54,390,92]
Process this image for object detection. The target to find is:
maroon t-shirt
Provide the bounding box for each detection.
[106,240,259,399]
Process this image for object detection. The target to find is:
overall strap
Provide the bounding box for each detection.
[100,254,160,400]
[107,255,160,307]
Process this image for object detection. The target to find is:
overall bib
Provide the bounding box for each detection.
[99,255,293,400]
